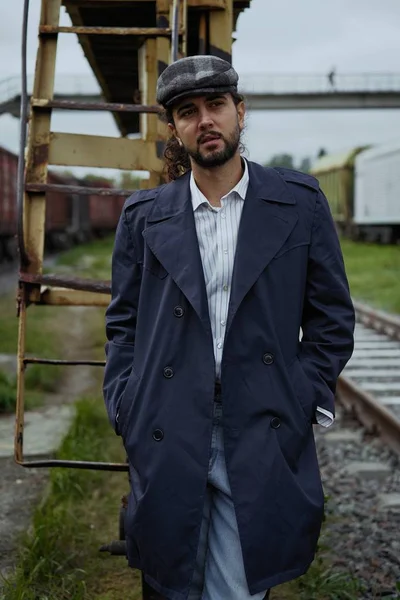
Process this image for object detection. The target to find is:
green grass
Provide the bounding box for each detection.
[0,297,62,413]
[340,239,400,314]
[273,553,362,599]
[53,236,114,280]
[1,395,142,600]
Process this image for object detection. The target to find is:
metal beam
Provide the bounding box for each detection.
[48,131,163,171]
[244,92,400,110]
[39,25,178,36]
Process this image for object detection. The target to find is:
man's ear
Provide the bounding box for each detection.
[237,101,246,131]
[168,122,182,145]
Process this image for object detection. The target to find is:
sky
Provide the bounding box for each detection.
[1,0,400,174]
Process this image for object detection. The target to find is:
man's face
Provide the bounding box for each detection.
[169,93,245,169]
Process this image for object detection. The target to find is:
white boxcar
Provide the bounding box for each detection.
[354,141,400,225]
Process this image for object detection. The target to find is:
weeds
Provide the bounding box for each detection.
[0,370,16,413]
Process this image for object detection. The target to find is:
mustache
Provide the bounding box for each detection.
[197,131,223,145]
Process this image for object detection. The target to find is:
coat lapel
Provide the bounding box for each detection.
[226,163,299,334]
[142,173,212,336]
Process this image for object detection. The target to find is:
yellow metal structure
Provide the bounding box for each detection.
[15,0,252,468]
[310,147,368,226]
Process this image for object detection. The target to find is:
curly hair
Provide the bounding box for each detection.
[161,92,245,182]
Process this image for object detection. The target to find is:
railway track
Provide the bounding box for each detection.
[338,301,400,454]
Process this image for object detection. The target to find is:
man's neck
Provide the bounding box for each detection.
[191,154,244,207]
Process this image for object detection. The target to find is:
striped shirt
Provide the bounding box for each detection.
[190,159,333,428]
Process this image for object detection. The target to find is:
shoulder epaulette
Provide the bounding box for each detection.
[273,167,319,192]
[124,184,167,209]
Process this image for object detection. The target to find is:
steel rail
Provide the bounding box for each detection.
[337,376,400,455]
[353,300,400,341]
[336,303,400,455]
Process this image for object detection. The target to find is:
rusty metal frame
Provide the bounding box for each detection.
[39,25,181,36]
[31,98,162,113]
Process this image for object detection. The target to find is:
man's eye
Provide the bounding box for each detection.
[181,109,194,117]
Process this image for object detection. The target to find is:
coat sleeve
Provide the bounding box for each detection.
[298,189,355,419]
[103,208,141,434]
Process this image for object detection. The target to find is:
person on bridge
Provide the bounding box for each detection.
[103,55,355,600]
[328,67,336,90]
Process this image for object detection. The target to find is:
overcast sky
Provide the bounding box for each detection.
[1,0,400,173]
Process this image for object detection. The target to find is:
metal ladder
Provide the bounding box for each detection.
[13,0,241,595]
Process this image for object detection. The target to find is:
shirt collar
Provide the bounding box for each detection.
[190,158,249,212]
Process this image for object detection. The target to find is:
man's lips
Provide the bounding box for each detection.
[199,134,221,144]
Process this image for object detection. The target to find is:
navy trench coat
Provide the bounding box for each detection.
[103,161,355,600]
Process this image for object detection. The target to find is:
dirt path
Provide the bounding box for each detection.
[0,306,102,585]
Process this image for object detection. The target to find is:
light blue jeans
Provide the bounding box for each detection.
[188,402,269,600]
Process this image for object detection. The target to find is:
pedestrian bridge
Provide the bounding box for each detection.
[2,72,400,117]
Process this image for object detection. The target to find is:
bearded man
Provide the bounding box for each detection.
[103,55,355,600]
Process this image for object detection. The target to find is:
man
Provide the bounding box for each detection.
[103,55,355,600]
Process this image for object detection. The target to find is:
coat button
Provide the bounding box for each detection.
[163,366,174,378]
[152,429,164,441]
[173,306,184,318]
[262,352,274,365]
[271,417,281,429]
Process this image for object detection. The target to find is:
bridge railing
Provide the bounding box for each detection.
[0,74,102,106]
[238,72,400,94]
[2,72,400,106]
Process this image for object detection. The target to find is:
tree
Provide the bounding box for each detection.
[119,171,142,190]
[298,157,311,173]
[264,153,295,169]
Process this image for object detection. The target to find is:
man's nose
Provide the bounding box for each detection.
[198,109,214,130]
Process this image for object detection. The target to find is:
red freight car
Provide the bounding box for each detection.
[0,146,18,260]
[0,145,124,262]
[80,178,124,236]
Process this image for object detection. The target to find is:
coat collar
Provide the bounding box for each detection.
[143,161,298,336]
[146,160,296,224]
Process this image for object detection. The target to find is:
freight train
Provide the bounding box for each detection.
[0,145,128,262]
[310,141,400,244]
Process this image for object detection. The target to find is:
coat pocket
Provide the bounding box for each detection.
[117,367,141,437]
[286,356,316,422]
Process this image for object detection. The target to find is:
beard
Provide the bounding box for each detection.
[185,123,241,169]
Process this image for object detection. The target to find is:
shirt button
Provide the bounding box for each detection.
[221,320,226,326]
[217,342,223,349]
[223,285,228,292]
[224,249,228,255]
[220,212,226,219]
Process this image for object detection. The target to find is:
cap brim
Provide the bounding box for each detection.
[164,85,238,108]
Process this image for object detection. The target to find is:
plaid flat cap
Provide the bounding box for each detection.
[156,55,239,107]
